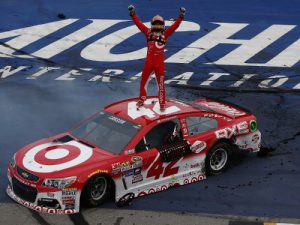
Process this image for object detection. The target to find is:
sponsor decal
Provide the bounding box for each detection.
[46,192,55,198]
[120,161,131,172]
[157,116,178,124]
[183,171,202,178]
[252,133,260,143]
[120,161,130,167]
[61,188,77,209]
[180,118,189,137]
[62,188,77,196]
[215,121,249,139]
[123,169,134,177]
[65,204,75,210]
[132,174,143,184]
[250,120,258,132]
[202,102,246,116]
[112,160,142,174]
[190,163,201,169]
[134,167,141,175]
[112,163,121,174]
[183,128,188,136]
[88,169,109,178]
[190,141,207,154]
[124,149,135,155]
[131,156,142,162]
[121,163,141,172]
[15,175,36,187]
[22,141,93,173]
[203,113,232,122]
[108,115,126,124]
[62,196,75,205]
[171,175,175,185]
[112,162,121,170]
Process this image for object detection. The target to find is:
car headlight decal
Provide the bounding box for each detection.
[42,176,77,189]
[9,153,16,168]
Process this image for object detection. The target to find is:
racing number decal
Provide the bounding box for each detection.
[163,161,180,177]
[146,157,180,180]
[128,98,180,119]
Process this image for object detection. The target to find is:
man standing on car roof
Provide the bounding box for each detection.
[128,5,186,111]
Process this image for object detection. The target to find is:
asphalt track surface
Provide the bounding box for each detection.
[0,0,300,224]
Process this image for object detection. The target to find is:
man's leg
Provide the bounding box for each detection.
[154,59,166,111]
[138,59,153,107]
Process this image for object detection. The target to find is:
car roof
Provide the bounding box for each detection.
[104,97,206,126]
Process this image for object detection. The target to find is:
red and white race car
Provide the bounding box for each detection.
[7,97,261,214]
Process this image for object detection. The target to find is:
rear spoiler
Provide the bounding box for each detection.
[191,97,252,119]
[204,97,252,114]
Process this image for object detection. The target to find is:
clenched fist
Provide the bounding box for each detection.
[179,7,186,18]
[128,5,135,16]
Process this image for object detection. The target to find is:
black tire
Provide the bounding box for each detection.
[205,142,231,176]
[81,175,110,207]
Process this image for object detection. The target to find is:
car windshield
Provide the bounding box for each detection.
[70,111,141,154]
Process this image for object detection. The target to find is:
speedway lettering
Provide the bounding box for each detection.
[0,19,299,67]
[1,65,299,90]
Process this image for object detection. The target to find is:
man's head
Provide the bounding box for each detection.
[151,15,165,32]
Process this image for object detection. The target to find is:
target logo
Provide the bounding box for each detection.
[22,141,93,173]
[155,41,165,49]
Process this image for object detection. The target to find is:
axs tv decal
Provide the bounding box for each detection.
[0,19,299,89]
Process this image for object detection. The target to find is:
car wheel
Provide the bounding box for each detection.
[81,175,109,207]
[205,142,231,176]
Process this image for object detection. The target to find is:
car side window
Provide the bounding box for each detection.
[135,120,182,153]
[135,137,148,153]
[186,117,218,136]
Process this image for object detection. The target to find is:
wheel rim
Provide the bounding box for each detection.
[210,148,228,171]
[90,177,107,201]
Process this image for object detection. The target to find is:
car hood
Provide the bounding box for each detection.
[15,134,115,177]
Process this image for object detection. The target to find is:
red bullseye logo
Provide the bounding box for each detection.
[155,41,165,49]
[23,141,93,173]
[34,145,80,165]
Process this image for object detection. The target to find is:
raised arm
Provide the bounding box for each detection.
[128,5,148,35]
[164,7,186,38]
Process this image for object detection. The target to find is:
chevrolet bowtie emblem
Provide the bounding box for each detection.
[21,172,29,178]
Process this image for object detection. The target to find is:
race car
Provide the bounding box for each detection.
[7,97,261,214]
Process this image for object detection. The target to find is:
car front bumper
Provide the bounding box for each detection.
[7,168,80,214]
